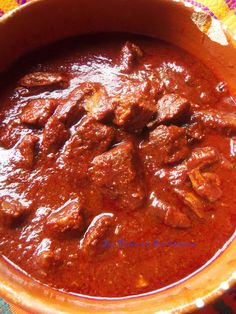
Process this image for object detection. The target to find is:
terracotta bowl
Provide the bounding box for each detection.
[0,0,236,313]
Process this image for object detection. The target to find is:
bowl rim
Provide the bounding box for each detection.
[1,232,236,314]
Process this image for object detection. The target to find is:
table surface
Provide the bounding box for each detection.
[0,0,236,313]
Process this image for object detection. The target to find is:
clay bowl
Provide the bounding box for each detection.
[0,0,235,313]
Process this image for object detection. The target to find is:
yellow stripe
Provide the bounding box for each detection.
[0,0,18,13]
[196,0,230,19]
[223,12,236,37]
[194,0,236,38]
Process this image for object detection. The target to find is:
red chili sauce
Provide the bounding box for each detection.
[0,34,235,297]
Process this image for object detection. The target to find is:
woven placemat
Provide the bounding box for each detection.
[0,0,236,313]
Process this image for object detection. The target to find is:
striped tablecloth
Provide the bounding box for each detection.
[0,0,236,313]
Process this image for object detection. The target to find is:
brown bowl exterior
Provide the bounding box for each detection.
[0,0,236,313]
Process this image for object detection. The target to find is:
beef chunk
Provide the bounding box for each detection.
[0,196,29,227]
[83,84,114,122]
[113,97,156,133]
[174,188,204,218]
[19,71,69,91]
[89,141,146,209]
[184,147,219,171]
[188,169,222,202]
[21,99,58,127]
[41,116,70,154]
[143,79,162,100]
[149,192,191,228]
[36,251,58,276]
[0,122,17,149]
[220,154,233,170]
[186,123,205,143]
[80,213,114,255]
[154,94,190,125]
[141,125,190,167]
[37,250,55,270]
[17,134,39,168]
[193,110,236,133]
[112,81,158,133]
[46,200,84,235]
[35,239,61,276]
[58,117,115,178]
[54,82,113,126]
[167,147,220,186]
[54,83,93,126]
[120,42,144,73]
[164,205,191,228]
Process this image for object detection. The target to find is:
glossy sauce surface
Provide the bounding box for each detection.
[0,34,235,297]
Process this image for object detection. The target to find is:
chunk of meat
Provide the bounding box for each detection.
[58,117,115,178]
[46,200,84,235]
[144,79,163,100]
[89,141,146,209]
[54,83,93,126]
[55,83,112,125]
[120,42,144,73]
[41,116,70,154]
[20,99,58,127]
[113,97,156,133]
[37,251,56,271]
[19,71,69,91]
[166,147,220,186]
[184,147,219,171]
[112,81,159,133]
[17,134,39,168]
[0,122,17,149]
[80,213,114,255]
[153,94,190,125]
[0,196,29,227]
[174,188,204,218]
[219,154,233,170]
[35,239,61,276]
[83,84,114,122]
[193,110,236,133]
[188,169,222,202]
[186,123,205,143]
[149,192,190,228]
[141,125,190,167]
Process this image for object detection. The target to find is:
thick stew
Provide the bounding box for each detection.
[0,34,235,297]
